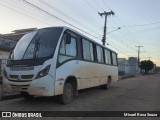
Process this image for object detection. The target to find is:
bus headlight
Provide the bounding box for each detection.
[35,65,50,79]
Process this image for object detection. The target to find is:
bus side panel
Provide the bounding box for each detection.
[55,60,118,95]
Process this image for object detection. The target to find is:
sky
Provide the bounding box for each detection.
[0,0,160,66]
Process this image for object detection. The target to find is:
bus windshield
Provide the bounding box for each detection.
[10,28,62,60]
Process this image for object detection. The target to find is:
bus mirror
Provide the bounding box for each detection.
[66,33,71,44]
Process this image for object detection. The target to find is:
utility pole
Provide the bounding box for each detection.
[135,46,143,67]
[98,11,114,46]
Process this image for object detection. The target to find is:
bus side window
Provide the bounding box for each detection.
[104,49,111,65]
[96,45,104,63]
[82,38,94,61]
[112,52,118,66]
[58,33,77,63]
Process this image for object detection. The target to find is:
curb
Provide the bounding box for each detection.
[1,94,22,101]
[119,75,135,80]
[121,75,135,79]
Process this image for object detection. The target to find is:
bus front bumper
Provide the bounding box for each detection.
[3,75,55,96]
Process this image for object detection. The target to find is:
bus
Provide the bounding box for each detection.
[3,26,118,104]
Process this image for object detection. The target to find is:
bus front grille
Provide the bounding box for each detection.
[10,66,34,71]
[9,74,34,80]
[9,75,18,79]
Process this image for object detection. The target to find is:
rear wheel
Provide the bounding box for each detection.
[101,77,111,90]
[60,83,74,104]
[106,78,111,90]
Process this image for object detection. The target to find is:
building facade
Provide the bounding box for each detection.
[0,28,37,77]
[118,57,140,75]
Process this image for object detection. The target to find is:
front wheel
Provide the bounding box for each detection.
[60,83,74,104]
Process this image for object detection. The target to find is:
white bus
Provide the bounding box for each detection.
[3,26,118,104]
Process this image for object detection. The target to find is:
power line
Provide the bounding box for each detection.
[3,0,134,56]
[2,0,109,46]
[101,0,142,45]
[57,0,103,36]
[60,0,102,27]
[50,0,133,56]
[122,21,160,27]
[108,42,132,57]
[95,0,142,49]
[38,0,98,34]
[86,0,137,54]
[7,0,58,26]
[2,0,156,61]
[0,2,51,26]
[93,0,104,11]
[20,0,108,43]
[84,1,134,49]
[134,26,160,33]
[85,0,98,12]
[102,0,112,10]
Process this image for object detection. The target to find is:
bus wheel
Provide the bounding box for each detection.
[60,83,74,104]
[101,78,111,90]
[106,78,111,90]
[21,92,33,100]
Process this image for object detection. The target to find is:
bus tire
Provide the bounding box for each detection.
[106,77,111,90]
[60,83,74,104]
[101,77,111,90]
[21,92,33,100]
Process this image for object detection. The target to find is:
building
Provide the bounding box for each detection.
[118,58,127,75]
[0,28,37,77]
[0,28,37,41]
[0,38,16,77]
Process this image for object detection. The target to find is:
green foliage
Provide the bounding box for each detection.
[140,60,154,73]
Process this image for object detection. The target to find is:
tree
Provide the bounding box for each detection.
[140,60,154,74]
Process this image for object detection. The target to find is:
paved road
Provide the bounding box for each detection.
[1,74,160,120]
